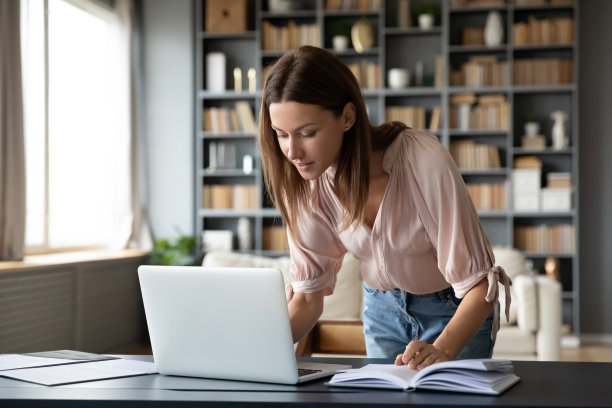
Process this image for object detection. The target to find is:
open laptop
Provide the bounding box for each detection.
[138,265,351,384]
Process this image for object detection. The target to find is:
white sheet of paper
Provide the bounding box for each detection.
[1,358,157,386]
[0,355,77,371]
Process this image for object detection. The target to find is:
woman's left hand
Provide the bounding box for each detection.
[394,340,451,371]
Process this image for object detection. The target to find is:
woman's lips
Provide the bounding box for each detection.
[295,162,313,171]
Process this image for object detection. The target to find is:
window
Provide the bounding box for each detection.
[21,0,131,253]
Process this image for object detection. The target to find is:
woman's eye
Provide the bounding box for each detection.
[300,132,315,138]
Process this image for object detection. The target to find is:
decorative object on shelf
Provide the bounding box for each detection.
[242,154,253,174]
[413,3,438,30]
[522,119,545,150]
[331,22,351,52]
[237,217,253,251]
[268,0,301,13]
[351,18,374,53]
[545,257,561,281]
[484,10,504,47]
[551,110,569,150]
[247,68,256,94]
[205,0,247,32]
[397,0,412,29]
[387,68,410,89]
[233,67,242,92]
[206,52,226,92]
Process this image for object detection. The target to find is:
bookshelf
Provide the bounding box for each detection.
[194,0,579,339]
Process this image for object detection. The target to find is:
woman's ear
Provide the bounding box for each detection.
[343,102,356,131]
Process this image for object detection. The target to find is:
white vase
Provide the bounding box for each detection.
[418,14,434,30]
[484,11,504,47]
[332,35,349,52]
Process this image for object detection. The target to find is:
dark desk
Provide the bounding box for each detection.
[1,356,610,407]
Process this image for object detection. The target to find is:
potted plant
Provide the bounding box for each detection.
[150,232,202,266]
[330,21,351,52]
[413,3,439,30]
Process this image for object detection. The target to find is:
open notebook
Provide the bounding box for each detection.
[138,265,350,384]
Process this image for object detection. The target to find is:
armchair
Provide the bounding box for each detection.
[202,246,562,361]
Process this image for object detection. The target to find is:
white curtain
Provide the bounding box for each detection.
[117,0,153,251]
[0,0,26,260]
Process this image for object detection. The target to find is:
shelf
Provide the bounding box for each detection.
[448,44,508,53]
[198,90,258,100]
[384,27,442,36]
[448,86,510,94]
[449,4,507,13]
[261,10,317,19]
[512,84,576,94]
[198,31,256,40]
[512,43,575,51]
[512,210,576,218]
[200,169,257,178]
[513,147,575,155]
[522,252,575,259]
[460,168,508,176]
[384,87,442,96]
[477,210,509,218]
[200,131,256,139]
[322,10,380,17]
[449,129,509,136]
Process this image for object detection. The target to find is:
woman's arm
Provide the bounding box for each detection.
[288,290,325,343]
[395,278,494,370]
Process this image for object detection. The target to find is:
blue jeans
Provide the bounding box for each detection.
[362,283,496,359]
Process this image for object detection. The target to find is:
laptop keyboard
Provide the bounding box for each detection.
[298,368,323,377]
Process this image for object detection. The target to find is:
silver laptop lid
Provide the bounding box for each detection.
[138,265,300,384]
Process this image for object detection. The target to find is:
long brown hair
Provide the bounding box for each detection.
[259,46,405,237]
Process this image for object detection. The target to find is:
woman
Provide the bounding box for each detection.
[258,46,511,371]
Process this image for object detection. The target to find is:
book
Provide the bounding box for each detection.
[327,359,520,395]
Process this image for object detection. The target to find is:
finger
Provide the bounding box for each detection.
[394,353,405,366]
[416,353,440,371]
[402,340,426,365]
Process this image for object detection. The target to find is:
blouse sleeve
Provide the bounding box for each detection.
[406,132,512,327]
[284,193,347,302]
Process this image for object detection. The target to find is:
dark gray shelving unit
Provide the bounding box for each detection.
[194,0,579,340]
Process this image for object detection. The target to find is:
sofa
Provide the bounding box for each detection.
[202,246,562,361]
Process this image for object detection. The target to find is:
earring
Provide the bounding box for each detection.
[345,127,349,131]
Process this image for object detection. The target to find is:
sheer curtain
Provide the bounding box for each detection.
[0,0,27,261]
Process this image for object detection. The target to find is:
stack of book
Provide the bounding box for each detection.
[513,59,573,86]
[449,93,509,131]
[541,172,572,212]
[203,101,257,133]
[514,224,575,254]
[449,140,501,171]
[466,182,507,210]
[262,20,320,51]
[449,56,508,88]
[262,226,289,251]
[512,156,542,212]
[347,61,381,89]
[202,185,258,210]
[385,106,426,130]
[513,16,574,46]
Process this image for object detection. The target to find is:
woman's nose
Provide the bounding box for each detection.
[285,136,302,161]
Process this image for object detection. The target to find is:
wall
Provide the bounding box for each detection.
[141,0,612,336]
[578,0,612,337]
[142,0,194,241]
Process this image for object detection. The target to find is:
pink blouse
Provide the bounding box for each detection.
[286,129,511,330]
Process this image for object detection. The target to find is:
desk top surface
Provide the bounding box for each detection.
[0,355,609,408]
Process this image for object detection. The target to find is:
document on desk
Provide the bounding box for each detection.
[0,358,158,386]
[0,350,117,371]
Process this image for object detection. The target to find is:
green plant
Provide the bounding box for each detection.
[413,2,440,17]
[150,232,201,266]
[330,21,350,37]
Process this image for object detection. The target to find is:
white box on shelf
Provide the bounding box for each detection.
[512,169,541,193]
[202,230,233,252]
[513,191,540,212]
[541,188,572,212]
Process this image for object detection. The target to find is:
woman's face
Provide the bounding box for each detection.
[269,101,352,180]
